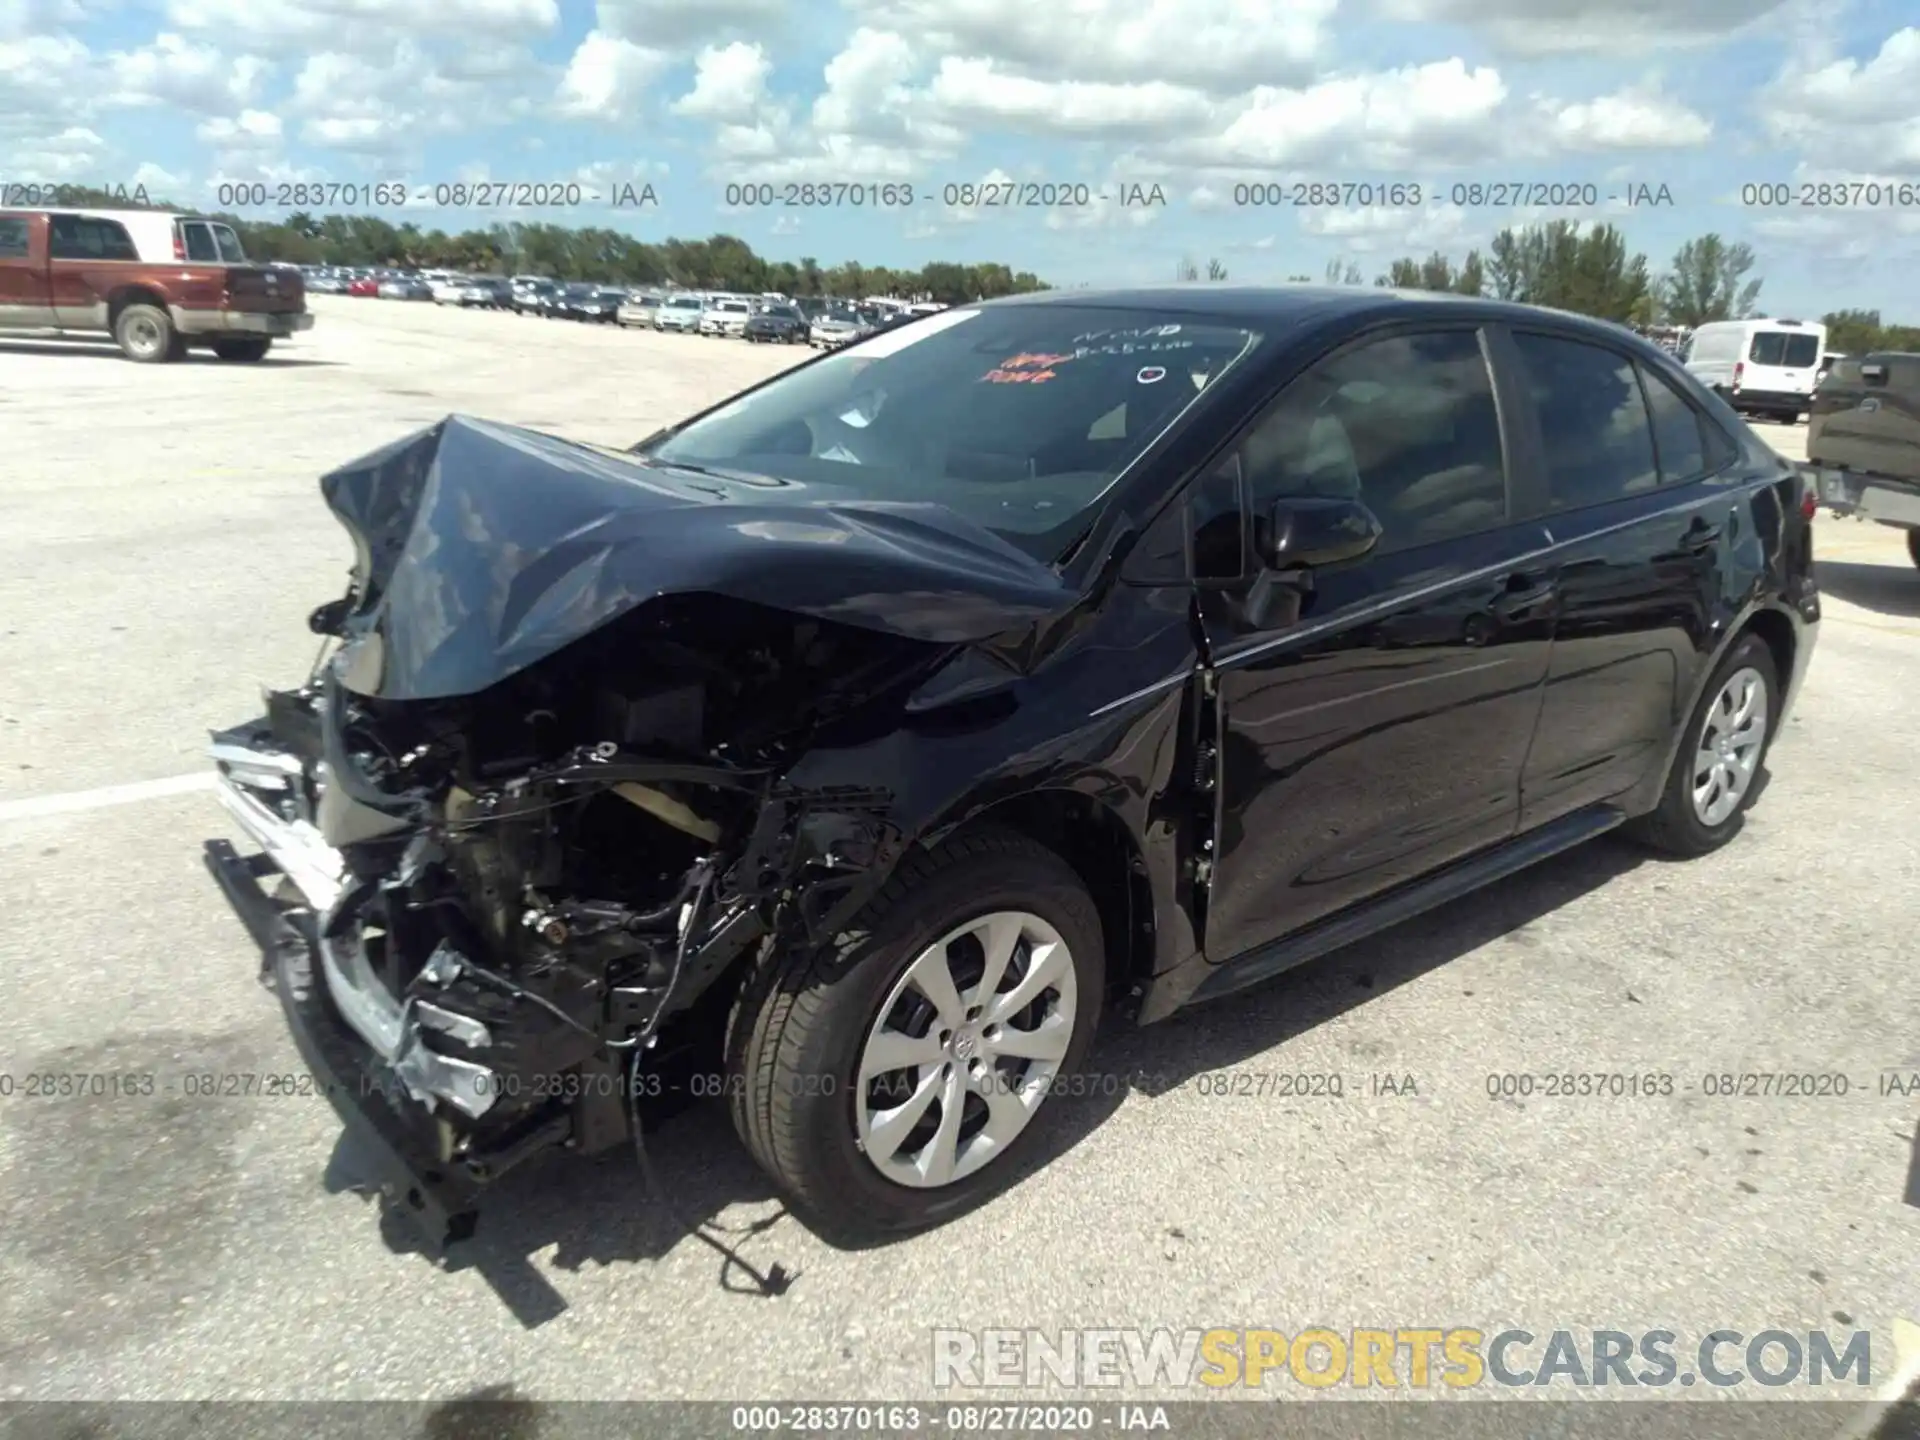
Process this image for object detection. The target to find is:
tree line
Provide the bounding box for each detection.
[1197,221,1915,343]
[32,186,1050,303]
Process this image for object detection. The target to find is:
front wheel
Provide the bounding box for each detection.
[1906,529,1920,570]
[726,827,1105,1240]
[1626,633,1779,856]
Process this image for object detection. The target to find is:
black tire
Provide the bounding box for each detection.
[114,303,177,363]
[1906,529,1920,570]
[725,826,1105,1240]
[212,337,272,362]
[1626,633,1780,857]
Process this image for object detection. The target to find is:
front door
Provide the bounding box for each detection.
[1199,326,1556,965]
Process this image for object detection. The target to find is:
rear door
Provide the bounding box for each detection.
[1746,327,1822,404]
[0,212,53,327]
[1199,324,1557,962]
[1505,328,1737,827]
[47,213,139,327]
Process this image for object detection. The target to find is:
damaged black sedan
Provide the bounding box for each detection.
[206,288,1819,1246]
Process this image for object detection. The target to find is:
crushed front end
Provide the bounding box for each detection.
[205,594,921,1248]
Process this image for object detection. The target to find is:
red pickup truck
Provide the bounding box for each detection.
[0,208,313,362]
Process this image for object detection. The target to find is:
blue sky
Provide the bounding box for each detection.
[5,0,1920,315]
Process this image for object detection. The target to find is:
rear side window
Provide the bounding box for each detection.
[48,215,138,261]
[211,223,247,262]
[1638,364,1714,483]
[1512,332,1659,509]
[0,217,28,257]
[179,221,218,261]
[1749,332,1821,368]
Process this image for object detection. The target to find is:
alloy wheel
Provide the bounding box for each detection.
[1692,665,1769,826]
[854,910,1077,1188]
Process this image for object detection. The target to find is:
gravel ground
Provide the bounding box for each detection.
[0,299,1914,1411]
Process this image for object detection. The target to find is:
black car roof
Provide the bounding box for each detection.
[979,285,1655,350]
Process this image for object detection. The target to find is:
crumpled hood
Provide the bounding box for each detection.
[320,415,1078,701]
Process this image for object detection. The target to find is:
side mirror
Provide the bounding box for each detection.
[1260,496,1383,573]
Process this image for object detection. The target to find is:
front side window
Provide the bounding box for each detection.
[0,217,28,258]
[1230,328,1508,555]
[48,215,138,261]
[644,307,1259,562]
[1512,332,1658,509]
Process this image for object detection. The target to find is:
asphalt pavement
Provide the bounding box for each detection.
[0,301,1915,1407]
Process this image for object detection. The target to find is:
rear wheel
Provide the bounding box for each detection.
[726,827,1104,1240]
[1627,634,1779,856]
[114,303,177,363]
[212,337,272,362]
[1907,529,1920,570]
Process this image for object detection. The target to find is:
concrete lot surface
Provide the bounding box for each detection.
[0,299,1915,1404]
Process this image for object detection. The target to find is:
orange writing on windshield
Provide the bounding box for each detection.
[981,351,1074,384]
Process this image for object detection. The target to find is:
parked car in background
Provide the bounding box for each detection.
[0,207,312,361]
[429,276,471,304]
[458,278,511,309]
[307,271,347,295]
[699,297,753,337]
[618,292,660,327]
[378,278,432,301]
[346,276,380,297]
[1683,318,1827,424]
[808,309,864,348]
[655,293,705,333]
[744,302,808,343]
[1804,350,1920,571]
[205,286,1818,1249]
[565,285,625,323]
[511,279,557,315]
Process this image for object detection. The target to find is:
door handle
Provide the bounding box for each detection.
[1493,571,1557,619]
[1680,517,1722,552]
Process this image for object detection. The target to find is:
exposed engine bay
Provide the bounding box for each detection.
[211,591,943,1242]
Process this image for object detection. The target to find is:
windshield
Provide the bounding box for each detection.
[642,305,1259,562]
[667,296,701,309]
[1749,331,1821,367]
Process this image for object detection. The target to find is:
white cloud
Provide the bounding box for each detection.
[1175,59,1509,171]
[1760,27,1920,171]
[1544,86,1712,149]
[197,108,283,147]
[5,123,105,178]
[593,0,787,48]
[557,28,669,120]
[163,0,559,55]
[1375,0,1788,55]
[671,41,771,122]
[107,33,267,113]
[928,61,1216,139]
[1297,201,1475,253]
[0,32,93,138]
[770,212,800,234]
[845,0,1336,92]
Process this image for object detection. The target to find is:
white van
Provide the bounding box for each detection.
[1682,318,1826,424]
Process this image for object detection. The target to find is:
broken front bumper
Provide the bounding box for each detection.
[203,724,537,1249]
